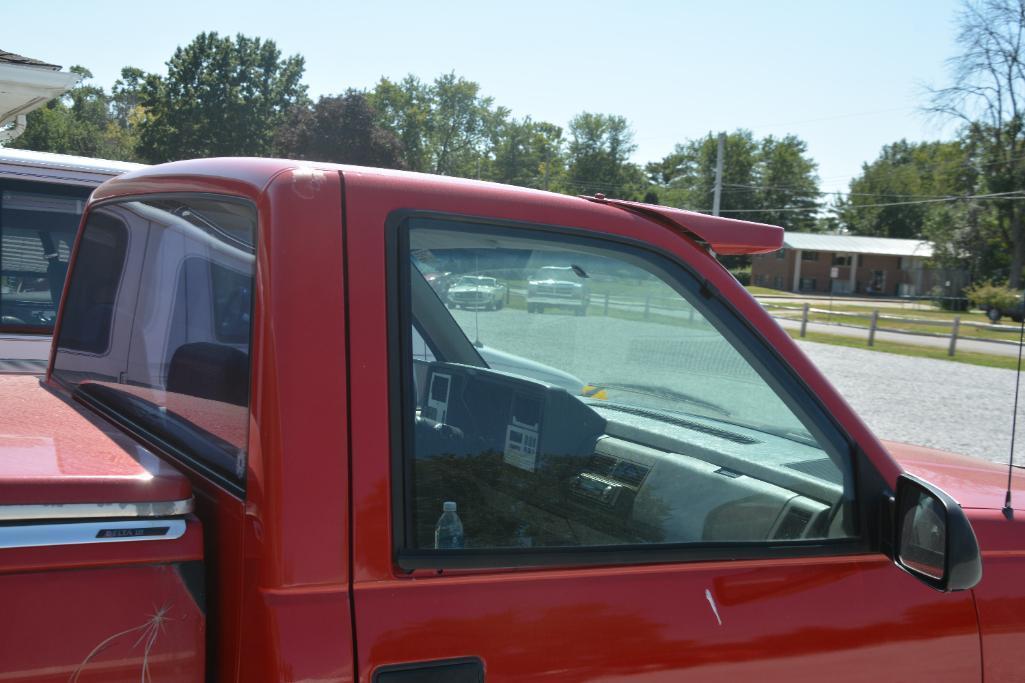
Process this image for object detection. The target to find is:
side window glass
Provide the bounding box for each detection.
[0,185,87,331]
[58,212,128,354]
[399,218,854,557]
[53,197,256,493]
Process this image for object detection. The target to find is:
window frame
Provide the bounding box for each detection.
[51,192,258,499]
[386,210,882,572]
[0,178,91,335]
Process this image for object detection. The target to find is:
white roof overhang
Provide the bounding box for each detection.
[0,63,81,127]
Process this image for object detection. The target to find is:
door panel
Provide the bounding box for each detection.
[354,558,979,681]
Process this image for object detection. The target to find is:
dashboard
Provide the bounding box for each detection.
[413,362,845,549]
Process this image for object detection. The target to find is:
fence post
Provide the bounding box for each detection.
[688,305,694,323]
[506,286,511,305]
[868,309,879,346]
[603,292,610,316]
[800,303,809,338]
[643,294,650,320]
[948,316,960,357]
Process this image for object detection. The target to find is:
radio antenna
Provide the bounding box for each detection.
[1004,313,1025,514]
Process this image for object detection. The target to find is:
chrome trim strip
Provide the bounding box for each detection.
[0,498,193,522]
[0,519,187,550]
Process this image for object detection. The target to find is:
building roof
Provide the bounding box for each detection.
[0,52,80,128]
[783,232,933,258]
[0,50,60,70]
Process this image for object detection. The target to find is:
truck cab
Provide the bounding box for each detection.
[0,158,1022,682]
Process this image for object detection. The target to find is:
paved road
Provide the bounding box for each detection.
[451,306,1023,468]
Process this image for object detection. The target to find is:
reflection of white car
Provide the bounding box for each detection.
[446,276,507,310]
[526,266,590,316]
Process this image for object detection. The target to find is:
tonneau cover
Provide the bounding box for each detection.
[0,375,191,511]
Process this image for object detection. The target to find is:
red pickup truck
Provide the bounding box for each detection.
[1,158,1023,682]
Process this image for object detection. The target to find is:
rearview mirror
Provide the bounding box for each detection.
[894,474,982,591]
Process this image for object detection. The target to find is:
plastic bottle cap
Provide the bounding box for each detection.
[443,501,457,512]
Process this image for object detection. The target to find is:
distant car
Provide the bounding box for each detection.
[446,275,507,310]
[982,296,1024,323]
[526,265,590,315]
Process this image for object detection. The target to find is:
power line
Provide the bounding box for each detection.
[722,183,968,199]
[709,190,1025,215]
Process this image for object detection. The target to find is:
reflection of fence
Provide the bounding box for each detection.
[508,287,710,325]
[764,301,1022,356]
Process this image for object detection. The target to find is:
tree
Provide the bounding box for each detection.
[929,0,1025,286]
[647,130,820,231]
[110,67,147,128]
[488,117,565,189]
[137,32,306,162]
[565,113,645,198]
[837,140,972,239]
[752,135,820,232]
[428,72,498,177]
[7,66,139,161]
[369,75,432,172]
[273,90,405,168]
[369,72,499,177]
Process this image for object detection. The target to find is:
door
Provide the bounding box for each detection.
[349,203,980,681]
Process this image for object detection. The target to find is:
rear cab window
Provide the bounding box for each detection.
[0,180,90,332]
[393,215,856,568]
[53,196,256,495]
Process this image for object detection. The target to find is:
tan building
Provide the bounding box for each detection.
[750,233,942,296]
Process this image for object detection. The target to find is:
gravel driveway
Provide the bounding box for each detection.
[797,340,1023,466]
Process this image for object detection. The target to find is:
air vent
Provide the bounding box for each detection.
[588,454,617,476]
[598,404,759,445]
[775,507,813,540]
[610,460,649,487]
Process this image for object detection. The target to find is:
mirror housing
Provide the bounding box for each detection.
[893,473,982,591]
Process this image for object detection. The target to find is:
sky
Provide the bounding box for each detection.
[5,0,966,194]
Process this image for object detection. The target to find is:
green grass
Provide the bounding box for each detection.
[766,301,992,323]
[788,329,1020,370]
[764,306,1022,342]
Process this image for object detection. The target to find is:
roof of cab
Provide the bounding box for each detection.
[94,157,783,256]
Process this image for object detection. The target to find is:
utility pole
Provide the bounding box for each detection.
[712,131,725,216]
[543,146,551,191]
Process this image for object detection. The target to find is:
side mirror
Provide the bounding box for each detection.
[894,474,982,591]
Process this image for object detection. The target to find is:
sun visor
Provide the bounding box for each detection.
[582,195,784,256]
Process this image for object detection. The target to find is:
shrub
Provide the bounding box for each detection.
[963,280,1021,312]
[729,266,751,286]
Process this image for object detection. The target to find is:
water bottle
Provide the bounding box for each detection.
[510,501,532,547]
[434,501,464,549]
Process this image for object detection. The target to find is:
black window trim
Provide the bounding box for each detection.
[386,208,889,573]
[0,177,92,335]
[51,191,258,500]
